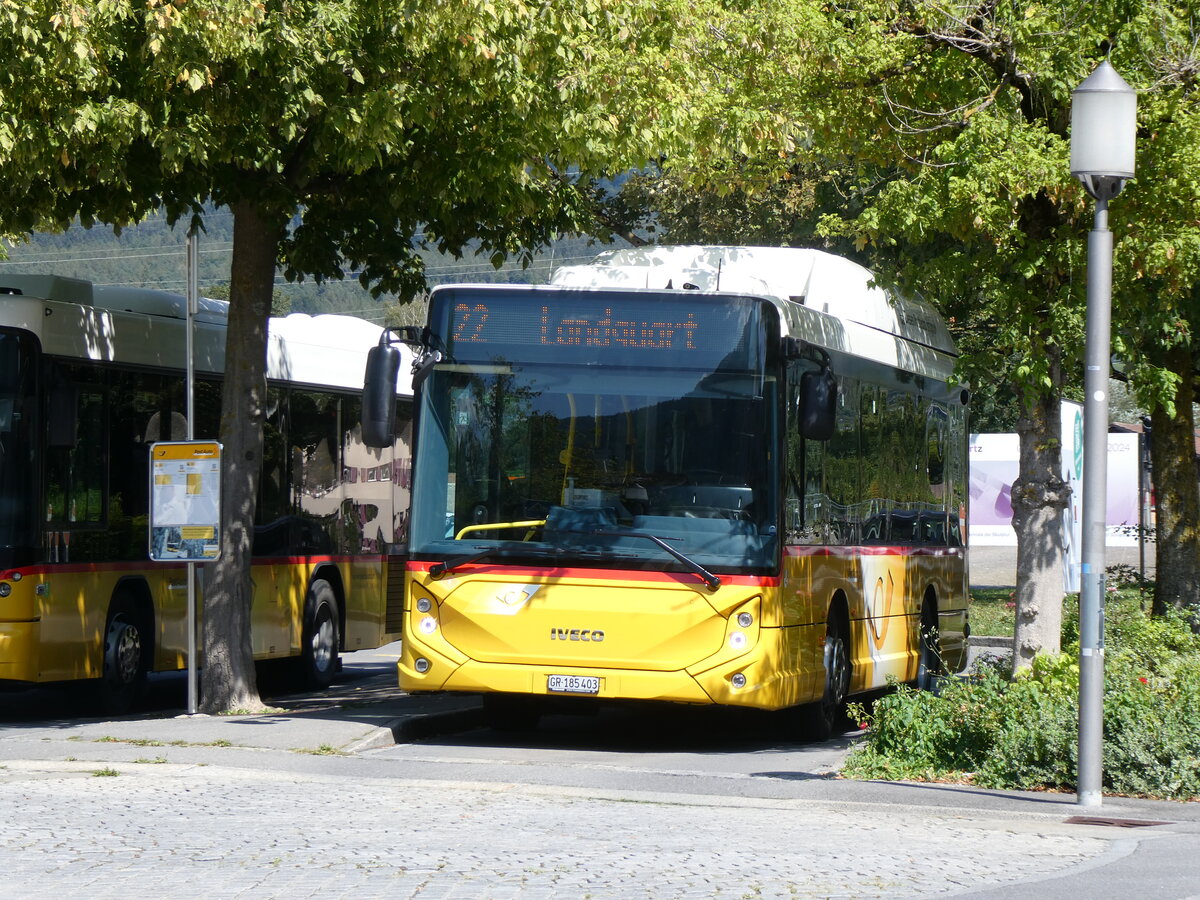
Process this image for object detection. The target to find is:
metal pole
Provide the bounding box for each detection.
[1078,197,1111,807]
[186,227,199,715]
[1138,429,1146,583]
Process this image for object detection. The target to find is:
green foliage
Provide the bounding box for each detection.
[846,592,1200,799]
[628,0,1200,433]
[0,0,702,294]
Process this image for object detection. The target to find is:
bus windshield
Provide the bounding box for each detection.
[409,289,779,576]
[0,330,40,567]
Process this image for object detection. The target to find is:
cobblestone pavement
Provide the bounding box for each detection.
[0,757,1112,899]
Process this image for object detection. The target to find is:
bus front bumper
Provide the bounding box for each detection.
[398,623,825,712]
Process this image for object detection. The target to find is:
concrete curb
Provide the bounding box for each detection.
[345,704,484,753]
[970,635,1012,650]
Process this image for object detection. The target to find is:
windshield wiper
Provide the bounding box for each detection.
[428,542,582,578]
[428,547,495,578]
[430,535,721,592]
[597,530,722,592]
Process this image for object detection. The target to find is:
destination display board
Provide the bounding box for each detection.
[431,288,764,370]
[149,441,222,562]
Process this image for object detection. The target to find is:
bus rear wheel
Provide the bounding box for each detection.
[916,599,943,694]
[300,580,340,690]
[97,598,148,715]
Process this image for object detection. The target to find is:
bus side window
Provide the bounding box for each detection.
[45,376,107,528]
[860,384,884,543]
[924,404,950,545]
[825,377,860,544]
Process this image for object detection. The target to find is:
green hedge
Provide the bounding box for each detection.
[844,591,1200,800]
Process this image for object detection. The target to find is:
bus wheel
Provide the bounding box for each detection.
[98,598,147,715]
[300,580,340,690]
[799,612,850,741]
[917,599,943,694]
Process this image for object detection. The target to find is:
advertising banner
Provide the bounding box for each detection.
[970,403,1142,590]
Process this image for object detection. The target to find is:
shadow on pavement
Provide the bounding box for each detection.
[0,647,404,729]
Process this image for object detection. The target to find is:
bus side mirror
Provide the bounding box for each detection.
[362,343,402,449]
[799,368,837,441]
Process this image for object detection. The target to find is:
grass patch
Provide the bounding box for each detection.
[218,707,285,717]
[94,736,165,747]
[293,744,346,756]
[968,587,1015,637]
[91,767,121,777]
[91,737,234,749]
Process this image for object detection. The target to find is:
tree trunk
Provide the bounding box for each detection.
[200,199,284,714]
[1009,372,1069,673]
[1151,343,1200,626]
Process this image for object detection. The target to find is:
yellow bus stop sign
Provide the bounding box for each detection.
[149,441,222,562]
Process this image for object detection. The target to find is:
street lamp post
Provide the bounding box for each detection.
[1069,60,1137,808]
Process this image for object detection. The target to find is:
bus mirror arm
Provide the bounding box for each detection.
[410,348,443,390]
[599,530,722,592]
[388,326,445,390]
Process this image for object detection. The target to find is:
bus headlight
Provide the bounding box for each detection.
[416,597,432,613]
[729,631,747,650]
[0,583,9,598]
[730,673,747,689]
[414,658,431,674]
[736,612,753,628]
[418,616,437,635]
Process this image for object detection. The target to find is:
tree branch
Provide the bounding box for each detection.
[891,1,1052,129]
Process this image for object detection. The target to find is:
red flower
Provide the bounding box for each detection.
[1139,677,1148,684]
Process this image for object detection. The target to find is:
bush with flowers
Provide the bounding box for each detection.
[843,588,1200,800]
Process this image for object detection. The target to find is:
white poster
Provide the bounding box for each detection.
[968,433,1020,546]
[149,441,222,562]
[971,403,1142,592]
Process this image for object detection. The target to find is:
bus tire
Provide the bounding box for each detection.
[916,597,943,694]
[300,579,340,690]
[799,609,851,741]
[97,595,148,715]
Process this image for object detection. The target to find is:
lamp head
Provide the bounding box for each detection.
[1070,60,1137,201]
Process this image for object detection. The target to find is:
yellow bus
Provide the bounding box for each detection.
[364,246,969,736]
[0,274,412,711]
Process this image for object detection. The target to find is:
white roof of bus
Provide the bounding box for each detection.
[550,245,954,355]
[0,274,412,396]
[268,312,413,394]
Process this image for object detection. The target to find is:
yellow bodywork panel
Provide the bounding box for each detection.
[0,556,394,685]
[399,567,828,711]
[400,544,968,713]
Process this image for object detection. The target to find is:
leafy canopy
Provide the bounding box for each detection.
[0,0,708,295]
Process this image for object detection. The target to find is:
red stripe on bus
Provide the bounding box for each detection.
[0,554,384,580]
[406,560,779,588]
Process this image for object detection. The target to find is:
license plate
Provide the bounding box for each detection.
[546,674,600,695]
